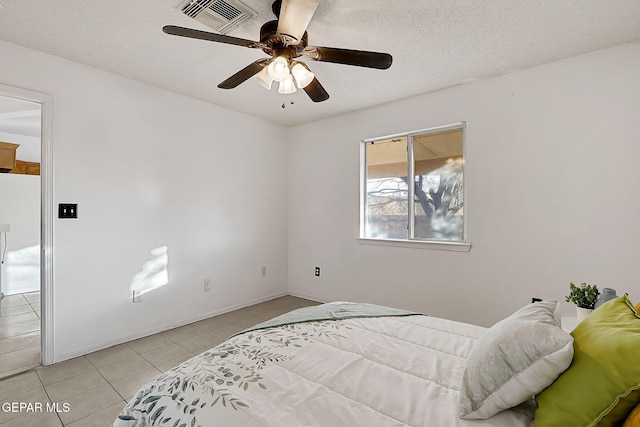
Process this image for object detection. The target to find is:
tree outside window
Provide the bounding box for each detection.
[362,123,465,242]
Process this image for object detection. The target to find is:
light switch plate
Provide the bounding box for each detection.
[58,203,78,219]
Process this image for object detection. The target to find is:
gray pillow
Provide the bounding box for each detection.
[459,301,574,419]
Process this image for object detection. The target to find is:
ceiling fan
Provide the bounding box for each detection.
[163,0,393,103]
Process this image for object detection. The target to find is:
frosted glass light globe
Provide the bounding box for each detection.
[278,75,297,94]
[291,63,314,88]
[255,66,273,90]
[267,56,290,82]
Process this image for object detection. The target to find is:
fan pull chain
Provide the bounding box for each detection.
[281,99,295,109]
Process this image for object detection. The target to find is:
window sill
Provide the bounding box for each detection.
[356,238,472,252]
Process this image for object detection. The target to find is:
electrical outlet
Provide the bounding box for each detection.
[204,279,211,292]
[132,290,141,303]
[315,266,320,277]
[261,266,266,277]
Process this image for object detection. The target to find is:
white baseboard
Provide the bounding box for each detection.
[287,290,331,304]
[54,291,288,364]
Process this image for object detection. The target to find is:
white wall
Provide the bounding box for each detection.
[0,40,289,362]
[2,36,638,362]
[0,174,40,295]
[287,41,640,327]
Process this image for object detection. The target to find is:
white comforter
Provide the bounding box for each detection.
[115,311,535,426]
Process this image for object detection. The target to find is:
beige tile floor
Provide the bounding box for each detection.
[0,292,41,380]
[0,295,318,426]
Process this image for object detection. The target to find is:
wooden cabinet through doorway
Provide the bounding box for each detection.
[0,141,19,172]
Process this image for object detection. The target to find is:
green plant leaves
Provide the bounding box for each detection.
[565,282,600,309]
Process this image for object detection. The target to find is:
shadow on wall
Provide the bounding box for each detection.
[4,245,39,295]
[130,246,169,298]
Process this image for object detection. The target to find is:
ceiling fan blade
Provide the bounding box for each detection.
[218,60,268,89]
[305,46,393,70]
[276,0,319,44]
[163,25,263,48]
[303,77,329,102]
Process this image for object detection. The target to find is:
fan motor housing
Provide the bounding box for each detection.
[259,20,308,58]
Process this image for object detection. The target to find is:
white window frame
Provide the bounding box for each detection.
[358,122,471,252]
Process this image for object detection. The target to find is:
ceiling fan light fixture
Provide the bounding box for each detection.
[268,56,290,82]
[163,0,391,104]
[278,75,297,94]
[291,62,314,89]
[255,65,273,90]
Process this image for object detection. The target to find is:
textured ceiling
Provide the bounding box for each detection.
[0,0,639,127]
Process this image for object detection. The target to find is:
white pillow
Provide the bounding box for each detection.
[459,300,574,420]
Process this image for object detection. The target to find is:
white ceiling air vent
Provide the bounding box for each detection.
[179,0,257,35]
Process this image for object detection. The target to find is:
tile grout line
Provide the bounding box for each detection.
[0,341,41,358]
[48,355,125,426]
[85,355,129,410]
[39,374,65,426]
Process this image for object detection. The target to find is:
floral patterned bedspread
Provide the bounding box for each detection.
[114,303,535,427]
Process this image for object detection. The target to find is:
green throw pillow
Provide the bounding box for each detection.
[535,295,640,426]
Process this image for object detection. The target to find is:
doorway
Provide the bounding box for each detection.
[0,83,54,375]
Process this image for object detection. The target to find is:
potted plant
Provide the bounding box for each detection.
[565,282,599,321]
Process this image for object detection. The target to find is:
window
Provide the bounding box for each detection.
[360,122,467,248]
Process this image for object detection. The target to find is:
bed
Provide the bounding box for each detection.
[114,296,640,427]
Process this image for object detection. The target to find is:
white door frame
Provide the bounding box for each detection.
[0,83,54,365]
